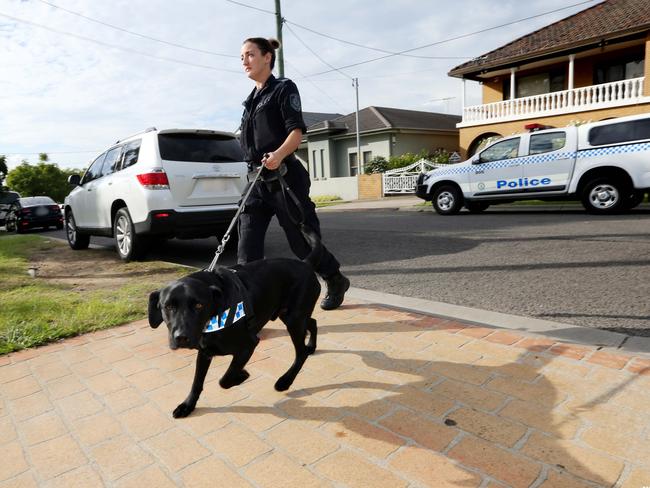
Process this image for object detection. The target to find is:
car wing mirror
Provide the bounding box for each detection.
[68,174,81,186]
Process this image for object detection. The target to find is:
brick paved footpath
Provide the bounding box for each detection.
[1,300,650,488]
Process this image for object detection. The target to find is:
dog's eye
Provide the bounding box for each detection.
[164,304,174,312]
[195,303,204,310]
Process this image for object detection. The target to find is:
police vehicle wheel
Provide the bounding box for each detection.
[65,210,90,250]
[432,185,462,215]
[465,201,489,213]
[581,178,625,214]
[114,208,147,261]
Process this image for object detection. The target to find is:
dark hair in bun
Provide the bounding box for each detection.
[244,37,281,70]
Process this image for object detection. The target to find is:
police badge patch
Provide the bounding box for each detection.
[289,93,301,112]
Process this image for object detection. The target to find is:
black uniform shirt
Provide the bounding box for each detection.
[239,75,307,166]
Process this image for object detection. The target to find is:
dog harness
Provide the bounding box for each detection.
[202,268,253,334]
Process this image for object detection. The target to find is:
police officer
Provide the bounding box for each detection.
[238,36,349,310]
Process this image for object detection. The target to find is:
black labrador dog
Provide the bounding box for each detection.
[148,230,322,418]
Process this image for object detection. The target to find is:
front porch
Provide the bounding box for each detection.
[459,77,650,128]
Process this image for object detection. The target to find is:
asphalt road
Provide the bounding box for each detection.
[43,205,650,336]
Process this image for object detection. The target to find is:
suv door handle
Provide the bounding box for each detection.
[474,169,485,174]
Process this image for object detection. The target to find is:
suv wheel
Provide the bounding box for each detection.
[432,185,462,215]
[66,210,90,249]
[465,201,490,213]
[581,178,625,214]
[114,208,147,261]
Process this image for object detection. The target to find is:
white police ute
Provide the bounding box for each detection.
[416,113,650,215]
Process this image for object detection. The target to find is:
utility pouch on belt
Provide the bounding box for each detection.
[248,162,288,191]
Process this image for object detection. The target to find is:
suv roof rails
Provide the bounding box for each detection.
[115,127,157,144]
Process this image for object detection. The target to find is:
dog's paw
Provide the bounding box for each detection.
[306,344,316,355]
[274,374,293,392]
[172,402,195,418]
[219,369,249,389]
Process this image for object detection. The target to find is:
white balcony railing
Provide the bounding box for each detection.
[460,77,649,127]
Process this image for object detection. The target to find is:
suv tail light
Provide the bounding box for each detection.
[137,170,169,189]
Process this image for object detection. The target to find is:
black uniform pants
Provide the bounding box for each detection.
[237,157,341,278]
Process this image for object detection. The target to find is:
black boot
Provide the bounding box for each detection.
[320,272,350,310]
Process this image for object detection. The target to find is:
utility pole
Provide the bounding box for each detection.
[274,0,284,77]
[353,77,362,174]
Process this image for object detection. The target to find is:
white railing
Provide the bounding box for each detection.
[383,159,441,195]
[461,77,649,126]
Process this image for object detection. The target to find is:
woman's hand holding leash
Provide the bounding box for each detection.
[261,151,281,170]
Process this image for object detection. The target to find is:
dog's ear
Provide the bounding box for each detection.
[148,290,163,328]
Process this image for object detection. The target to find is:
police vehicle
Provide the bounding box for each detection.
[416,113,650,214]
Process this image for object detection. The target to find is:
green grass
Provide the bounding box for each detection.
[0,234,188,354]
[312,194,345,208]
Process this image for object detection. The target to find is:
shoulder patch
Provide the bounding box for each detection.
[289,93,301,112]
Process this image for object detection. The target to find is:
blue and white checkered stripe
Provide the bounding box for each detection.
[430,141,649,178]
[204,301,246,333]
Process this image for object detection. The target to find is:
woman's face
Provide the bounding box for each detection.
[241,42,271,81]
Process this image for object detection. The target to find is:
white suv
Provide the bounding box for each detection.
[64,128,248,261]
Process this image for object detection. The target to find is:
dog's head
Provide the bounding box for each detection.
[148,276,223,350]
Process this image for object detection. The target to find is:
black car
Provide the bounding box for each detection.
[5,196,64,233]
[0,191,20,227]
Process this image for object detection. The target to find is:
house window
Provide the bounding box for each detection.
[504,71,564,99]
[594,55,644,84]
[320,149,325,179]
[312,150,317,178]
[363,151,372,164]
[349,152,358,176]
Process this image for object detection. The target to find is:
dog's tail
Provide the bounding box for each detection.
[300,224,324,269]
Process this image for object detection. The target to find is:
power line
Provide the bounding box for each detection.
[224,0,275,15]
[36,0,237,58]
[0,12,242,73]
[284,23,352,80]
[303,0,598,77]
[284,59,349,113]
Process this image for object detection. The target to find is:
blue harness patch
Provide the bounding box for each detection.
[203,301,246,333]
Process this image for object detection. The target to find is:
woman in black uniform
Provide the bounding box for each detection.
[238,37,349,310]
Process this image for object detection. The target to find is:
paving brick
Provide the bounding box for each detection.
[72,411,123,446]
[3,376,42,400]
[92,345,133,364]
[499,399,582,439]
[448,436,541,488]
[548,344,590,360]
[423,361,493,386]
[486,376,564,406]
[245,451,327,488]
[176,407,231,436]
[608,387,650,415]
[181,457,252,488]
[627,358,650,376]
[379,409,457,451]
[27,435,87,481]
[118,403,174,440]
[203,423,272,467]
[323,415,403,458]
[388,385,456,417]
[32,360,71,383]
[390,445,482,487]
[90,435,153,481]
[265,421,338,464]
[84,370,129,396]
[0,441,29,481]
[538,469,594,488]
[475,359,542,382]
[521,431,624,485]
[227,399,285,433]
[11,391,53,422]
[148,353,193,373]
[431,379,508,412]
[0,364,31,384]
[446,407,527,447]
[581,426,650,464]
[126,368,173,392]
[20,412,67,446]
[145,428,210,472]
[485,331,523,345]
[115,466,176,488]
[72,357,110,378]
[111,356,151,377]
[460,340,523,363]
[315,450,407,488]
[102,387,147,413]
[514,337,555,352]
[0,471,37,487]
[0,415,17,445]
[586,351,632,369]
[416,330,472,349]
[43,465,104,488]
[458,326,494,339]
[55,390,103,420]
[621,467,650,488]
[278,396,345,428]
[43,374,86,400]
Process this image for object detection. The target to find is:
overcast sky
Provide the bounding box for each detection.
[1,0,600,170]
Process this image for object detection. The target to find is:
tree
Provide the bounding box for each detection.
[5,160,77,203]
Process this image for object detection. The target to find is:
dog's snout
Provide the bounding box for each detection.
[173,330,190,347]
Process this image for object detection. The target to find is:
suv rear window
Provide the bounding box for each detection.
[0,192,20,205]
[158,134,244,163]
[588,118,650,146]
